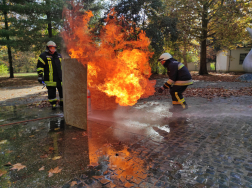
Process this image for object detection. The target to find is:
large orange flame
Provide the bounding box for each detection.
[62,5,156,108]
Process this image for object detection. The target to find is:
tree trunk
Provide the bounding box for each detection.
[8,46,14,78]
[46,0,52,38]
[183,37,188,68]
[199,3,208,75]
[4,0,14,78]
[199,38,208,75]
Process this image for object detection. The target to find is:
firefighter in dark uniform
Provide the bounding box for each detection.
[37,41,63,110]
[157,53,193,112]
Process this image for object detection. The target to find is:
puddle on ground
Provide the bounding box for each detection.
[0,105,63,126]
[3,100,247,187]
[0,110,191,188]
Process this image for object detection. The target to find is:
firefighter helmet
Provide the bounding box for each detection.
[158,53,172,62]
[46,41,56,47]
[46,41,57,54]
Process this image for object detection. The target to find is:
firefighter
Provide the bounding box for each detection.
[37,41,63,110]
[157,53,193,112]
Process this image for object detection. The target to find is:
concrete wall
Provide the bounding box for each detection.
[216,48,250,72]
[62,58,87,130]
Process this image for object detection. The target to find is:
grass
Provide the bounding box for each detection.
[0,72,37,78]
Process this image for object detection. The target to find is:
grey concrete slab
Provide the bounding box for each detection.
[62,58,87,130]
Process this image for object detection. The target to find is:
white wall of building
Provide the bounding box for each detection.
[216,51,228,72]
[229,48,250,72]
[216,48,250,72]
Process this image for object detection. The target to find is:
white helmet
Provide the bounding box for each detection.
[46,41,56,47]
[158,53,172,62]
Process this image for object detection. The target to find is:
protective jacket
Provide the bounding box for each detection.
[37,51,62,87]
[163,58,193,89]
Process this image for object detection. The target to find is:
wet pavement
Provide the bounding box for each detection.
[1,91,252,187]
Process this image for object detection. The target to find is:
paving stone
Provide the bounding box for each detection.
[130,177,142,185]
[84,178,95,185]
[77,183,86,188]
[92,176,104,180]
[245,176,252,183]
[196,175,206,184]
[137,172,148,180]
[119,176,127,183]
[245,182,252,188]
[104,182,116,188]
[124,182,135,188]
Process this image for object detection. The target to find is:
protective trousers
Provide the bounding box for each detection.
[169,85,188,110]
[47,85,63,105]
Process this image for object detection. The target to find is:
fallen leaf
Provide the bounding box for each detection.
[72,138,77,140]
[82,132,87,136]
[11,163,26,171]
[48,172,53,177]
[54,128,60,131]
[0,140,7,144]
[0,169,7,177]
[70,181,77,187]
[48,147,54,151]
[52,156,62,160]
[48,166,62,176]
[29,135,35,138]
[39,166,45,171]
[40,154,48,159]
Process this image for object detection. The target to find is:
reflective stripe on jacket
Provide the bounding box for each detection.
[37,51,62,86]
[163,58,193,87]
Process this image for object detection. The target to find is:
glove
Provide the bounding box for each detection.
[158,87,164,93]
[38,76,44,84]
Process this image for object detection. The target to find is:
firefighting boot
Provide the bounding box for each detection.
[182,102,188,110]
[52,104,57,110]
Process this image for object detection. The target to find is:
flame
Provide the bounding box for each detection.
[62,4,156,108]
[89,144,146,180]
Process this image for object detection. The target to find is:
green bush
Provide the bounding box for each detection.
[210,62,215,71]
[157,63,167,75]
[0,64,8,75]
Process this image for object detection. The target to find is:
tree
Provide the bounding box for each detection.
[1,0,14,77]
[0,0,66,77]
[108,0,178,74]
[163,0,252,75]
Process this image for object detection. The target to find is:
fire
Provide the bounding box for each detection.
[62,4,156,109]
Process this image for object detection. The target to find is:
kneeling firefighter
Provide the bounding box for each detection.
[157,53,193,112]
[37,41,63,110]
